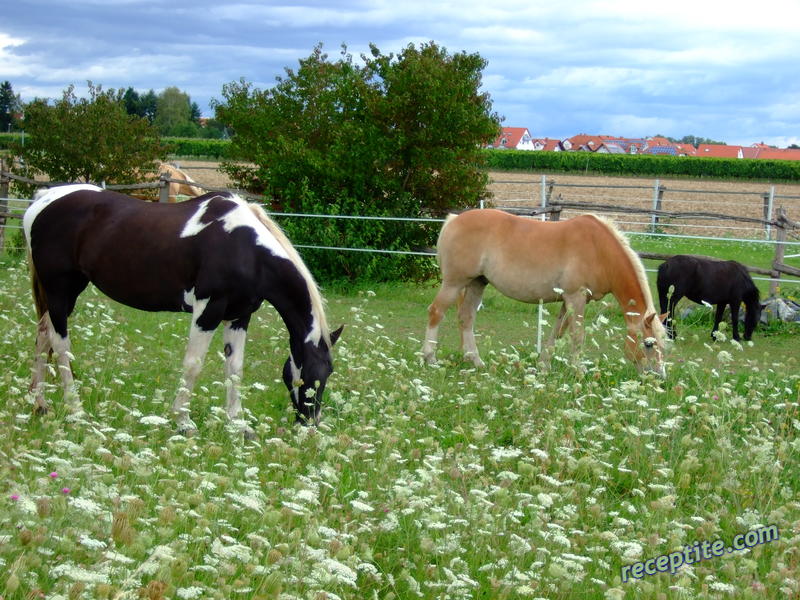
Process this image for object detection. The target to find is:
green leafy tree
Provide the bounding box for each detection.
[12,82,166,186]
[140,90,158,123]
[154,87,199,136]
[214,42,500,281]
[0,81,22,132]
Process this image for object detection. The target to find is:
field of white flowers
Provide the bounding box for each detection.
[1,256,799,600]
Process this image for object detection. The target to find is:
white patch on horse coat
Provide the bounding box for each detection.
[179,194,288,259]
[23,184,103,249]
[180,199,213,238]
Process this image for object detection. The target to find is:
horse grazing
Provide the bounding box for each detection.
[23,184,343,434]
[422,209,666,376]
[158,162,204,202]
[657,254,760,341]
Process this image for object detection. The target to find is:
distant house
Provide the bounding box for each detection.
[697,144,743,159]
[533,138,564,152]
[673,143,696,156]
[752,147,800,161]
[646,146,678,156]
[594,142,627,154]
[487,127,536,150]
[564,134,607,151]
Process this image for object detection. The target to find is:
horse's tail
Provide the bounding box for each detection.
[27,251,48,322]
[436,213,459,252]
[739,265,761,338]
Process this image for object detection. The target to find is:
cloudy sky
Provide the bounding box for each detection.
[3,0,799,146]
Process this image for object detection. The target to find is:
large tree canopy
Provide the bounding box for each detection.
[0,81,22,133]
[12,83,166,186]
[214,42,501,281]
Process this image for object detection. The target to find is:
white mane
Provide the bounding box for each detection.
[246,203,330,346]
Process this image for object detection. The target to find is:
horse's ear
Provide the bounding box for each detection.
[330,324,344,346]
[659,312,669,324]
[644,313,655,327]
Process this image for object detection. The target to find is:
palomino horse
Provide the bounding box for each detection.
[657,254,760,341]
[23,184,343,434]
[422,209,667,376]
[158,162,204,202]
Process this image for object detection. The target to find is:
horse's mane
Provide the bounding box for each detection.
[246,202,330,346]
[591,214,665,336]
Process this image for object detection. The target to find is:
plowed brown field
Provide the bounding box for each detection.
[177,160,800,238]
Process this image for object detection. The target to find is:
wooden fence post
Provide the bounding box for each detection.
[0,160,10,252]
[769,207,787,297]
[650,179,664,232]
[763,186,775,240]
[159,172,170,203]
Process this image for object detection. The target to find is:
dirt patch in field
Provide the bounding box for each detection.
[487,172,800,237]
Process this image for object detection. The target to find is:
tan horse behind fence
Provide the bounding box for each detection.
[158,162,204,202]
[422,209,667,376]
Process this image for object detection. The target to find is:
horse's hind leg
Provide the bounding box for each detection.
[458,277,488,367]
[30,313,54,413]
[423,281,465,365]
[41,277,88,412]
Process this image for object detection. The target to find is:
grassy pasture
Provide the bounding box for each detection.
[0,252,798,600]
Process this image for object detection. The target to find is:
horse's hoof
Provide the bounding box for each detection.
[34,405,49,416]
[176,425,197,438]
[242,427,257,441]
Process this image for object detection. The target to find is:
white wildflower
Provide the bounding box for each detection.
[351,499,374,513]
[211,538,252,563]
[69,497,106,517]
[176,586,205,599]
[51,563,110,584]
[490,447,522,461]
[78,535,107,550]
[717,350,733,363]
[139,415,170,426]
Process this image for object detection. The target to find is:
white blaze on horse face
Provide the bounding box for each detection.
[23,184,103,249]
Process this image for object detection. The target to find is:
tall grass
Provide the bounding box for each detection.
[0,257,798,600]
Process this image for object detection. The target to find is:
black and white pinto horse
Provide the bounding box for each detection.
[657,254,760,342]
[23,184,342,434]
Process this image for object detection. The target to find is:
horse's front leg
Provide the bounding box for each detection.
[172,301,217,434]
[539,302,570,369]
[564,292,588,368]
[712,303,726,340]
[728,301,741,341]
[223,317,255,439]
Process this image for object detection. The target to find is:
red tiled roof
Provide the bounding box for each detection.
[489,127,532,149]
[696,144,741,158]
[755,148,800,161]
[566,134,607,150]
[535,138,563,151]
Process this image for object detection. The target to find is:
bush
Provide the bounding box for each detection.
[163,137,232,159]
[483,149,800,181]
